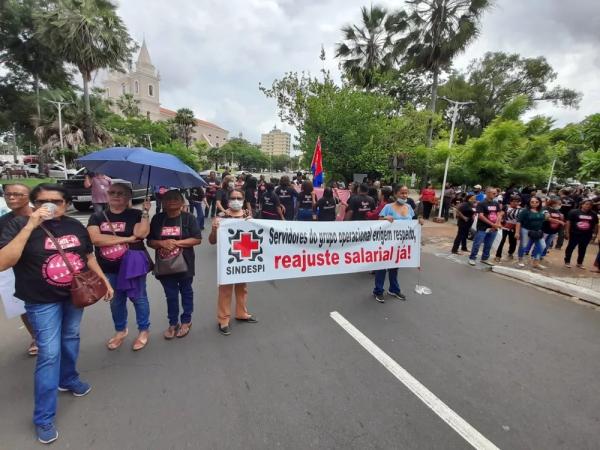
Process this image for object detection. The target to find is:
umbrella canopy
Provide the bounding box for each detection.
[77,147,206,188]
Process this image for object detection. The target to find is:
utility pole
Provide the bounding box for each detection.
[436,97,474,221]
[143,134,153,150]
[47,100,72,179]
[11,124,18,164]
[547,156,557,192]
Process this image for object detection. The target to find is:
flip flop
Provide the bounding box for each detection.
[106,329,128,351]
[176,323,192,338]
[27,341,38,356]
[132,332,149,351]
[163,325,178,340]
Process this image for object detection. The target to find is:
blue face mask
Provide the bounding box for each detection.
[396,198,407,205]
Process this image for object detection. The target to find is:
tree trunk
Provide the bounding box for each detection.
[426,67,439,148]
[34,75,41,128]
[82,72,94,145]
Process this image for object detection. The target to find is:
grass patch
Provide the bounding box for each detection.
[2,178,56,188]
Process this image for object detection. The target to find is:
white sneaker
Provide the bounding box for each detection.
[468,259,476,266]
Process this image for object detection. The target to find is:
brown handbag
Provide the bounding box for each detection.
[40,224,107,308]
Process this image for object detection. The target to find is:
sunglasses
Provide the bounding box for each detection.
[33,199,65,206]
[4,192,28,198]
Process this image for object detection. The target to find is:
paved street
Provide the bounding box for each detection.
[1,217,600,449]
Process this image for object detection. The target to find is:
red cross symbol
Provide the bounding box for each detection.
[232,232,260,259]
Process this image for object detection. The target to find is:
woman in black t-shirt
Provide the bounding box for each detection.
[564,199,599,268]
[148,190,202,339]
[215,176,234,215]
[275,175,298,221]
[316,187,339,221]
[260,183,284,220]
[87,183,151,351]
[451,194,476,254]
[296,180,317,221]
[209,189,258,336]
[0,184,113,445]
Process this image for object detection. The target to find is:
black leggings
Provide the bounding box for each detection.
[205,196,217,217]
[564,233,592,265]
[451,221,471,253]
[496,229,517,258]
[422,201,433,219]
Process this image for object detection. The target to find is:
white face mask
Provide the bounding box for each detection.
[228,182,235,189]
[397,198,407,205]
[229,199,243,211]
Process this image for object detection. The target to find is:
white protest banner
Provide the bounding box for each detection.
[217,219,420,284]
[0,269,26,319]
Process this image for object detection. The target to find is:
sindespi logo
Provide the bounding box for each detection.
[228,229,264,263]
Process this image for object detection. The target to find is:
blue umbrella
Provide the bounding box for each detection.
[77,147,206,194]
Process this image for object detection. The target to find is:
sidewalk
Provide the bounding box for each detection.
[421,219,600,305]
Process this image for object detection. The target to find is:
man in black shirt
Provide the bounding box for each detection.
[0,183,37,355]
[345,183,376,221]
[275,176,297,221]
[469,187,503,266]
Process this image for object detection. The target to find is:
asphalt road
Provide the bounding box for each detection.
[1,220,600,449]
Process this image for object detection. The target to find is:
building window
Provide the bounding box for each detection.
[148,84,154,97]
[134,80,139,94]
[121,83,126,95]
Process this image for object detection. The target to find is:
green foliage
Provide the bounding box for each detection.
[104,115,171,148]
[155,141,200,171]
[271,154,291,171]
[172,108,196,147]
[115,94,140,118]
[220,138,268,171]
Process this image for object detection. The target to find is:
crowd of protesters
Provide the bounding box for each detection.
[2,170,600,444]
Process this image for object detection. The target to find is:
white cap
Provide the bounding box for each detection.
[474,184,482,189]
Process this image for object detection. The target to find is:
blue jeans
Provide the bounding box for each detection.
[106,273,150,332]
[469,230,497,261]
[191,201,205,230]
[518,228,546,260]
[25,301,84,426]
[542,232,557,257]
[373,269,400,295]
[159,277,194,326]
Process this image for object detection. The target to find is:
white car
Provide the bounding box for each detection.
[48,165,78,179]
[25,163,40,177]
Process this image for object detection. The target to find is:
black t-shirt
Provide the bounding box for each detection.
[187,187,205,203]
[298,192,314,210]
[245,188,257,209]
[275,186,297,220]
[476,200,501,231]
[347,194,376,221]
[542,209,564,234]
[148,212,202,279]
[0,216,93,303]
[567,209,598,236]
[216,189,229,210]
[260,191,281,218]
[0,211,16,233]
[87,209,144,274]
[560,196,575,217]
[406,198,418,220]
[205,180,219,198]
[316,197,338,221]
[457,202,476,225]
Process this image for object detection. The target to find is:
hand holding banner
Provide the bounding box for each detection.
[217,219,420,284]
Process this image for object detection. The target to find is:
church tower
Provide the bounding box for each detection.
[103,39,161,120]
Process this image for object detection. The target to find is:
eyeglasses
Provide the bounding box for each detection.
[33,199,65,206]
[229,197,244,200]
[108,191,127,197]
[4,192,27,198]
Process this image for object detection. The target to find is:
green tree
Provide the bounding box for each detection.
[220,137,268,171]
[155,140,200,171]
[172,108,196,147]
[396,0,492,147]
[271,154,291,171]
[37,0,135,144]
[335,5,406,89]
[439,52,582,138]
[115,93,140,118]
[104,114,171,148]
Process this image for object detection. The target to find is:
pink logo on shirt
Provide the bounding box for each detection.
[42,252,85,286]
[161,226,181,237]
[100,244,128,261]
[100,222,126,233]
[44,235,81,251]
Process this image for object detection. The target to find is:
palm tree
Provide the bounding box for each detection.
[173,108,196,147]
[396,0,492,147]
[36,0,135,144]
[335,5,407,89]
[116,93,140,118]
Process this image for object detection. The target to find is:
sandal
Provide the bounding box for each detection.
[235,315,258,323]
[163,325,178,340]
[106,329,128,351]
[176,323,192,338]
[27,341,38,357]
[132,331,149,351]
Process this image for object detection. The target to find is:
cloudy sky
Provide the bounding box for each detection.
[111,0,599,144]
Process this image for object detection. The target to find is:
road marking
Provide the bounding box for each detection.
[330,311,500,450]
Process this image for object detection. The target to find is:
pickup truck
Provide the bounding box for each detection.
[58,168,149,211]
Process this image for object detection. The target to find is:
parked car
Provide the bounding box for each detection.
[58,168,149,211]
[25,163,41,177]
[47,164,78,179]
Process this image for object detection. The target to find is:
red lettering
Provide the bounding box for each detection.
[331,252,339,265]
[282,255,291,268]
[274,255,282,269]
[344,252,351,264]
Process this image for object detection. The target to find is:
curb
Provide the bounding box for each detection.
[491,266,600,306]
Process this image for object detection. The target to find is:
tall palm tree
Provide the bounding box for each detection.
[396,0,492,147]
[116,93,140,118]
[173,108,196,147]
[335,5,407,89]
[35,0,135,144]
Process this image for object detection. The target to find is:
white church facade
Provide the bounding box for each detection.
[102,40,229,147]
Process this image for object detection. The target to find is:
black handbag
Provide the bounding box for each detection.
[153,214,188,276]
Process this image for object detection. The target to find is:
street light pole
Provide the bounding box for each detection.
[47,100,72,179]
[143,134,153,150]
[547,156,557,192]
[436,97,474,220]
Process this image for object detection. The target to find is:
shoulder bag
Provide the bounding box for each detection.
[153,214,188,276]
[102,211,154,272]
[40,223,107,308]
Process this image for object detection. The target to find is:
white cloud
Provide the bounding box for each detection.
[112,0,599,143]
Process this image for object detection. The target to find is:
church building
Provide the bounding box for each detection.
[102,40,229,147]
